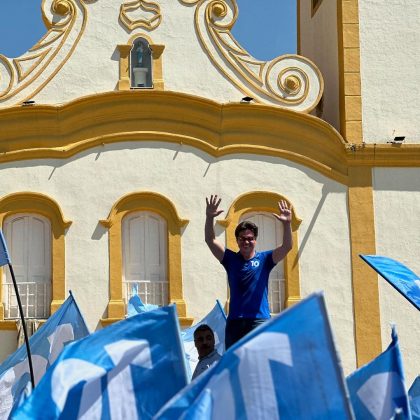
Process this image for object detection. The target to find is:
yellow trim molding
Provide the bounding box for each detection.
[117,33,165,91]
[0,90,349,183]
[0,192,71,323]
[119,0,162,32]
[0,91,418,181]
[348,167,381,366]
[99,191,193,327]
[218,191,302,310]
[337,0,363,143]
[0,321,18,331]
[0,91,418,183]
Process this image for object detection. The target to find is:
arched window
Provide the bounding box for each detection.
[130,37,153,88]
[240,212,285,313]
[2,214,51,319]
[100,192,192,327]
[122,211,167,306]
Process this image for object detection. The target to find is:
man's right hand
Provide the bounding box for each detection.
[205,195,225,262]
[206,195,224,218]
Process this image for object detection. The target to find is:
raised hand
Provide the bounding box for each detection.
[206,195,224,218]
[273,200,292,224]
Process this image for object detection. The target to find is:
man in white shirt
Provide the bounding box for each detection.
[192,324,222,380]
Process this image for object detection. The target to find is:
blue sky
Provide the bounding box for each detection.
[0,0,296,59]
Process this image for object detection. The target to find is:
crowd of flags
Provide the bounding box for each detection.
[1,229,420,419]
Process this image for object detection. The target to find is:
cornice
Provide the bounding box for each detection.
[345,143,420,167]
[0,91,418,185]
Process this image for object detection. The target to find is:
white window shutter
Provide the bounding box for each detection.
[3,214,51,318]
[122,212,168,306]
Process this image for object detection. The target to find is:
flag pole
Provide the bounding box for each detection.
[8,262,35,388]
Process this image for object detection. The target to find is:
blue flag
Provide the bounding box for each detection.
[0,229,11,267]
[360,254,420,311]
[347,327,411,419]
[181,300,226,379]
[14,305,189,419]
[0,292,89,419]
[155,293,353,419]
[409,376,420,420]
[126,284,159,317]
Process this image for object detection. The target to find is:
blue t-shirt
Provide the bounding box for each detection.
[221,249,276,320]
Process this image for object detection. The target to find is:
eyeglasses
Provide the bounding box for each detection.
[238,236,255,243]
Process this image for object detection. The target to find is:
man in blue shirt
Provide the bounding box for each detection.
[205,195,293,349]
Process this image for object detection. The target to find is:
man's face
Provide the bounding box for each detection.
[194,329,215,358]
[236,228,257,259]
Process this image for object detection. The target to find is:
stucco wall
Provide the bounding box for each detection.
[299,0,340,130]
[27,1,234,106]
[0,142,356,373]
[0,330,18,364]
[359,1,420,143]
[373,168,420,385]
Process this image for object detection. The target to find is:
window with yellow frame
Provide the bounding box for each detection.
[0,192,71,327]
[99,192,193,327]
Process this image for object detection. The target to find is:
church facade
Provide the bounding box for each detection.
[0,0,418,383]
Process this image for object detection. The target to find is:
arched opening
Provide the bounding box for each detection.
[130,37,153,88]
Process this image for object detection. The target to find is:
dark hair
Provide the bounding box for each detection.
[235,221,258,239]
[194,324,214,339]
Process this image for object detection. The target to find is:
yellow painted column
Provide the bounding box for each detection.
[338,0,363,143]
[284,230,301,308]
[348,167,382,366]
[117,45,132,91]
[107,219,126,319]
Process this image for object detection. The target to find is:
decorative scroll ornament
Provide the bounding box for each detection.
[120,0,162,32]
[179,0,323,112]
[0,0,96,107]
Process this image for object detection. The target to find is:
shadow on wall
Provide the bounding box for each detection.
[373,168,420,192]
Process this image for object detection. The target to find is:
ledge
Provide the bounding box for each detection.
[0,91,418,186]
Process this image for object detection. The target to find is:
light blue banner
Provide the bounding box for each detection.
[155,293,353,420]
[126,286,159,317]
[181,300,226,379]
[409,376,420,420]
[0,229,10,267]
[0,292,89,419]
[347,327,411,419]
[14,305,188,419]
[360,254,420,310]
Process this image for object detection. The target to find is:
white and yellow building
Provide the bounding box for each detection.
[0,0,418,383]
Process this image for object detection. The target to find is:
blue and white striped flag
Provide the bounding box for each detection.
[347,327,411,420]
[14,305,189,419]
[181,300,226,379]
[0,292,89,419]
[360,254,420,311]
[155,293,353,419]
[409,376,420,420]
[0,229,11,267]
